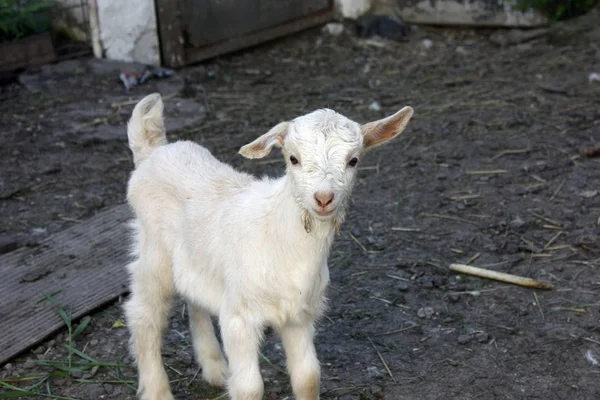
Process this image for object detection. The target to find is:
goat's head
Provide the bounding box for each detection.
[239,107,414,231]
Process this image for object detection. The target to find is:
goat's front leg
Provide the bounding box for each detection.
[278,322,320,400]
[219,310,264,400]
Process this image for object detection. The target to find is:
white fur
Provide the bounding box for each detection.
[124,93,413,400]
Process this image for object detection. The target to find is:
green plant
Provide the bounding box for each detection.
[512,0,598,21]
[0,0,55,42]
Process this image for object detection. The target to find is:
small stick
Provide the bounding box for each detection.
[490,148,529,161]
[550,178,566,201]
[348,232,368,253]
[528,211,561,227]
[466,253,481,265]
[374,324,420,336]
[544,231,563,250]
[367,337,396,383]
[533,292,545,321]
[420,213,480,226]
[465,170,507,175]
[391,227,421,232]
[584,337,600,346]
[449,264,553,290]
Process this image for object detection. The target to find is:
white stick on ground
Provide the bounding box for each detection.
[449,264,553,290]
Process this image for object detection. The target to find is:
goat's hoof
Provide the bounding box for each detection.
[202,357,228,387]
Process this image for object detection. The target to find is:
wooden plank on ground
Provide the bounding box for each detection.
[0,204,132,364]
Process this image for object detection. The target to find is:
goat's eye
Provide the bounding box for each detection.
[348,157,358,167]
[289,155,299,165]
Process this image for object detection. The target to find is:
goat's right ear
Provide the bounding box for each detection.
[239,121,289,159]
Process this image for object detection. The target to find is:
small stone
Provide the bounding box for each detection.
[370,384,383,397]
[421,39,433,49]
[369,101,381,111]
[351,227,361,237]
[455,46,468,55]
[4,363,13,371]
[33,346,45,354]
[24,359,36,369]
[457,334,472,344]
[46,340,56,348]
[476,332,489,343]
[417,307,434,319]
[448,293,460,303]
[366,366,383,379]
[90,339,99,346]
[397,282,409,292]
[322,22,344,36]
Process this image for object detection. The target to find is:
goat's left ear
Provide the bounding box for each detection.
[361,106,414,149]
[239,121,289,159]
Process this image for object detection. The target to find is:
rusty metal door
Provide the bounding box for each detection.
[156,0,334,68]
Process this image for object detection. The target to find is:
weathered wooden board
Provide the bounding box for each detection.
[0,204,132,365]
[156,0,334,67]
[182,0,330,47]
[0,32,56,73]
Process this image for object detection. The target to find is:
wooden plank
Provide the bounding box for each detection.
[184,8,334,65]
[0,204,132,364]
[0,32,56,73]
[155,0,185,68]
[182,0,330,48]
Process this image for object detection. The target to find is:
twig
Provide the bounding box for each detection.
[374,324,420,336]
[544,231,563,250]
[490,148,529,161]
[550,179,566,201]
[449,264,553,290]
[465,170,507,175]
[528,211,561,227]
[466,253,481,265]
[391,227,421,232]
[420,213,480,226]
[533,292,545,321]
[349,232,368,253]
[584,337,600,346]
[367,337,396,383]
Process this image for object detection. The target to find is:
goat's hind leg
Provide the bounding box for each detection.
[188,303,228,386]
[125,254,175,400]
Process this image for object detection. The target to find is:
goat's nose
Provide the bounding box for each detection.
[314,191,334,207]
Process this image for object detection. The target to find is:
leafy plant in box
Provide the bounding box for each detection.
[0,0,55,42]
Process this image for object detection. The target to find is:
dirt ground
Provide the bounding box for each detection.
[1,9,600,400]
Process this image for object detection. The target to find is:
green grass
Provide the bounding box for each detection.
[0,293,136,399]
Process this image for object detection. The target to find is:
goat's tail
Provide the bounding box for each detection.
[127,93,167,167]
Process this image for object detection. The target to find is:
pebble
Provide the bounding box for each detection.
[397,282,409,292]
[322,22,344,36]
[457,334,472,344]
[421,39,433,49]
[3,363,13,371]
[448,293,460,303]
[24,358,36,369]
[33,345,45,354]
[417,307,434,319]
[90,339,99,346]
[476,332,489,343]
[369,101,382,111]
[366,366,383,379]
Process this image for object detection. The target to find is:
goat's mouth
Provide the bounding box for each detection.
[313,208,335,218]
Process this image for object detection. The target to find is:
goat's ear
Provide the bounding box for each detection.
[239,121,289,159]
[361,106,414,149]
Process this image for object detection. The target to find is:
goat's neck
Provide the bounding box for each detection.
[272,176,337,246]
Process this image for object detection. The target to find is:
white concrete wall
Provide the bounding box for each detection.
[96,0,161,65]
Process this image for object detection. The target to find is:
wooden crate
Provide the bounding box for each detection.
[156,0,334,68]
[0,32,56,73]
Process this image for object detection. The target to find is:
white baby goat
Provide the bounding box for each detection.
[124,93,413,400]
